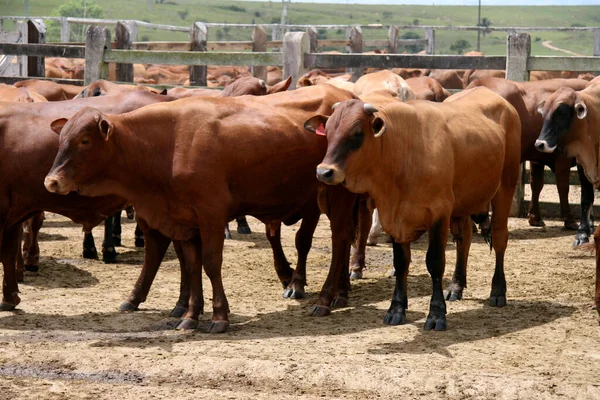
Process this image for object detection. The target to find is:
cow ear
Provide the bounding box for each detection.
[98,117,114,141]
[372,117,386,138]
[304,114,329,135]
[50,118,68,135]
[575,100,587,119]
[160,88,168,95]
[536,100,546,115]
[268,76,292,94]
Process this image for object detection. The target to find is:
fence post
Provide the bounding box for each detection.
[347,25,363,82]
[506,32,531,217]
[27,19,45,78]
[594,28,600,57]
[16,21,28,76]
[84,25,110,85]
[252,25,267,81]
[115,21,137,83]
[60,17,70,42]
[425,27,435,55]
[189,22,207,87]
[387,25,399,54]
[283,31,309,90]
[307,26,318,53]
[272,24,280,41]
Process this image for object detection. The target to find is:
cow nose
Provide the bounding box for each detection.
[44,176,59,193]
[316,167,335,183]
[535,139,555,153]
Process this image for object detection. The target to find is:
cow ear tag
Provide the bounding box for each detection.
[316,123,326,136]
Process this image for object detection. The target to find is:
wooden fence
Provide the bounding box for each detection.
[1,20,600,218]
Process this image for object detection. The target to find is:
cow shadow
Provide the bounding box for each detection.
[36,231,69,241]
[508,224,577,241]
[20,259,99,289]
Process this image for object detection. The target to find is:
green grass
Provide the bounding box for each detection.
[1,0,599,55]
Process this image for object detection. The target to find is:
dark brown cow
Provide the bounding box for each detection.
[535,83,600,319]
[427,69,465,90]
[45,85,358,333]
[14,79,82,101]
[467,77,588,230]
[0,91,175,311]
[311,87,521,329]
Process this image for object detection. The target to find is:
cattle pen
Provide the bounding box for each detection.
[1,15,600,400]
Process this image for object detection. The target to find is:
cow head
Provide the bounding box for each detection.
[221,76,292,97]
[535,87,598,186]
[306,99,386,192]
[44,107,116,196]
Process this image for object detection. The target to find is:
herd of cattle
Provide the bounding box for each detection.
[1,57,599,334]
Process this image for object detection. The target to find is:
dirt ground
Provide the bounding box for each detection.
[1,198,600,399]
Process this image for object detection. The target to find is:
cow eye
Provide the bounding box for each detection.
[347,130,364,151]
[81,139,90,145]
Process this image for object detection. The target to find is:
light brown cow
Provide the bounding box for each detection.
[535,83,600,319]
[353,70,415,100]
[15,79,82,101]
[405,76,451,101]
[311,86,521,330]
[76,80,165,98]
[0,84,47,103]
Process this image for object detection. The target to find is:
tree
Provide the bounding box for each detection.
[401,31,422,54]
[48,0,104,42]
[177,9,189,20]
[478,17,492,38]
[450,39,471,55]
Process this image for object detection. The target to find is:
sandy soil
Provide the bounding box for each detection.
[0,206,599,399]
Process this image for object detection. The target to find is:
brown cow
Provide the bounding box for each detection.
[427,69,465,90]
[77,79,164,98]
[311,86,521,329]
[535,83,600,318]
[467,77,588,229]
[0,84,47,103]
[405,76,451,101]
[45,85,358,333]
[15,79,82,101]
[353,70,414,100]
[0,90,177,312]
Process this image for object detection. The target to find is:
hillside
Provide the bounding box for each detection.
[1,0,599,55]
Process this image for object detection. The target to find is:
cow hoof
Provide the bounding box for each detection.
[237,226,252,235]
[573,235,590,248]
[83,248,98,259]
[383,309,406,325]
[366,238,378,246]
[0,302,17,311]
[444,289,462,301]
[102,249,118,264]
[528,217,545,227]
[282,287,305,299]
[424,314,447,331]
[311,305,331,317]
[126,207,135,219]
[119,301,139,312]
[207,320,230,334]
[350,271,362,280]
[564,221,579,230]
[134,238,145,248]
[112,235,122,247]
[224,231,232,240]
[389,268,396,278]
[24,264,39,273]
[16,274,24,284]
[331,297,349,309]
[489,295,507,307]
[170,305,188,318]
[175,318,198,330]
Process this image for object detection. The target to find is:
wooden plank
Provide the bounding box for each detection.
[283,31,309,89]
[207,41,253,51]
[252,26,267,81]
[0,31,21,42]
[305,53,506,70]
[425,27,435,55]
[84,25,110,85]
[387,25,398,54]
[27,19,45,78]
[396,39,429,47]
[307,27,318,53]
[595,29,600,57]
[319,39,349,47]
[133,42,189,51]
[115,21,137,83]
[347,25,363,82]
[60,17,69,43]
[103,49,283,66]
[0,76,83,85]
[528,56,600,72]
[189,22,208,87]
[0,43,85,58]
[523,169,581,186]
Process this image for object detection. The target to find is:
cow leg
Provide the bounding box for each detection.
[350,197,372,280]
[424,219,450,331]
[555,156,577,230]
[236,216,252,234]
[23,211,44,273]
[224,223,232,240]
[445,216,472,301]
[170,240,193,318]
[120,229,171,312]
[111,210,122,247]
[134,223,145,248]
[1,226,22,311]
[574,163,595,247]
[82,231,98,259]
[16,228,24,283]
[488,189,513,308]
[265,223,294,290]
[593,226,600,320]
[312,186,356,317]
[102,214,118,263]
[285,201,321,299]
[384,241,411,325]
[527,161,546,227]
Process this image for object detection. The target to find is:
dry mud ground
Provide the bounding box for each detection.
[1,207,600,399]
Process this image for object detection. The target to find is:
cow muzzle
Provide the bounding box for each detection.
[534,139,556,153]
[316,163,345,185]
[44,174,74,195]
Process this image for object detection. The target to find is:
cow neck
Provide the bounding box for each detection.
[103,111,176,203]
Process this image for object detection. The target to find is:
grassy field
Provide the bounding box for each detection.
[0,0,599,55]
